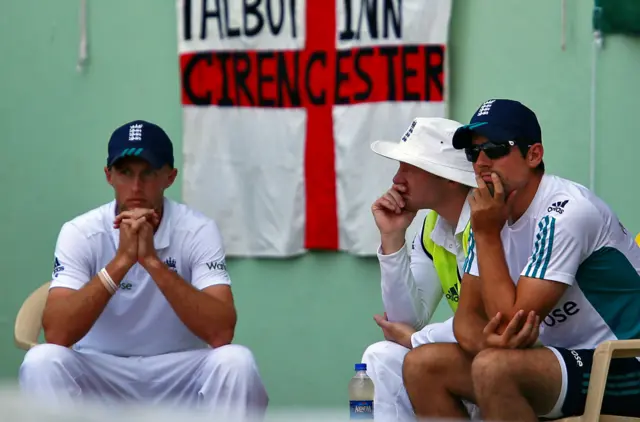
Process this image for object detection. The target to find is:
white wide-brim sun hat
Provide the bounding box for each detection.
[371,117,477,188]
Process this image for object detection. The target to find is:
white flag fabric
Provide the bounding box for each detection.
[177,0,452,257]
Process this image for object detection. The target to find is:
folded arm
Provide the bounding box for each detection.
[379,230,443,330]
[453,272,490,356]
[474,230,568,328]
[144,260,236,347]
[146,220,236,348]
[472,198,598,335]
[43,223,129,347]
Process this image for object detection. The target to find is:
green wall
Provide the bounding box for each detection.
[1,0,638,409]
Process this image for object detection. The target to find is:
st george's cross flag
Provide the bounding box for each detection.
[177,0,452,257]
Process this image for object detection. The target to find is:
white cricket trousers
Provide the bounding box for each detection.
[19,343,269,420]
[362,341,480,421]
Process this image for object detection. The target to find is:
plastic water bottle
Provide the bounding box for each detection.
[349,363,374,419]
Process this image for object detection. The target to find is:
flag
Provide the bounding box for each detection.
[177,0,451,257]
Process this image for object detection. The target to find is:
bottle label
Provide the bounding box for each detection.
[350,400,374,419]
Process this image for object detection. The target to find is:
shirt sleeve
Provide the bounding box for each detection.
[188,219,232,290]
[461,229,478,276]
[378,221,443,330]
[410,316,456,347]
[50,222,92,290]
[520,197,599,285]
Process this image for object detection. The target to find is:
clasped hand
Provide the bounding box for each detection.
[482,309,541,350]
[113,208,159,267]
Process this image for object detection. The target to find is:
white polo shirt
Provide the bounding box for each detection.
[50,197,231,357]
[377,200,471,347]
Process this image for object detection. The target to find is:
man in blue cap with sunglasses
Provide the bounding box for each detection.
[402,99,640,421]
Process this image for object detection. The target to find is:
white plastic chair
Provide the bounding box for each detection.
[14,281,50,350]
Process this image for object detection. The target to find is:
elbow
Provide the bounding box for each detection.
[207,328,235,348]
[206,312,237,348]
[457,336,482,357]
[453,323,481,357]
[42,327,74,348]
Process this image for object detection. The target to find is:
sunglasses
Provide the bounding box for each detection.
[465,140,517,163]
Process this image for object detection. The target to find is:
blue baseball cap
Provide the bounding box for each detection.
[452,99,542,150]
[107,120,174,168]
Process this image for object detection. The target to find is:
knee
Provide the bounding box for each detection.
[471,348,512,389]
[362,341,405,366]
[402,344,442,384]
[362,341,407,383]
[19,343,76,386]
[362,341,387,364]
[204,344,260,376]
[20,344,73,374]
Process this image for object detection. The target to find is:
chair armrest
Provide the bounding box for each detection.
[582,340,640,422]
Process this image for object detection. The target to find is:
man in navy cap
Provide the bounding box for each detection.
[402,99,640,420]
[19,120,269,419]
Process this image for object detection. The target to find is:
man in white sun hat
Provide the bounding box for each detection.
[361,117,480,421]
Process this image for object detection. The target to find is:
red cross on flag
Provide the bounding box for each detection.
[178,0,452,257]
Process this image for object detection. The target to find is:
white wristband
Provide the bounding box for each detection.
[97,271,115,294]
[99,268,118,294]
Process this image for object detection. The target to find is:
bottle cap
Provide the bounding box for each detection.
[355,363,367,371]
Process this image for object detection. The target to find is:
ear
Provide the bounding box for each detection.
[166,167,178,188]
[527,143,544,169]
[104,166,114,186]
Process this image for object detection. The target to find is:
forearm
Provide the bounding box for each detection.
[475,232,517,319]
[143,258,236,347]
[381,232,406,256]
[379,238,432,328]
[453,310,489,356]
[42,256,131,347]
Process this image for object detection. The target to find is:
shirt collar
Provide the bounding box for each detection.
[430,199,472,246]
[454,199,471,235]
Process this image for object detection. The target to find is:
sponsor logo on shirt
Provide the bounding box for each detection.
[53,257,65,278]
[619,221,628,235]
[206,260,227,271]
[570,350,584,367]
[164,257,178,272]
[120,282,133,291]
[543,300,580,327]
[445,285,459,302]
[547,200,569,215]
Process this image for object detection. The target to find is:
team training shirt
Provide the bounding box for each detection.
[51,197,231,357]
[463,174,640,350]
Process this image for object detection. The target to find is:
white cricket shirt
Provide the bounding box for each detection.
[50,197,231,357]
[463,174,640,350]
[377,200,471,347]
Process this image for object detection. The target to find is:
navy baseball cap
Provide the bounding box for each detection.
[107,120,174,168]
[452,99,542,150]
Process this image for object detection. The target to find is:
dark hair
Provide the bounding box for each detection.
[515,141,544,172]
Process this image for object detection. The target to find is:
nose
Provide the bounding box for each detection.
[131,175,144,193]
[475,150,493,168]
[392,170,406,185]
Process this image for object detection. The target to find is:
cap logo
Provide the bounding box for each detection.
[128,124,143,142]
[120,147,143,157]
[477,100,495,117]
[401,120,417,142]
